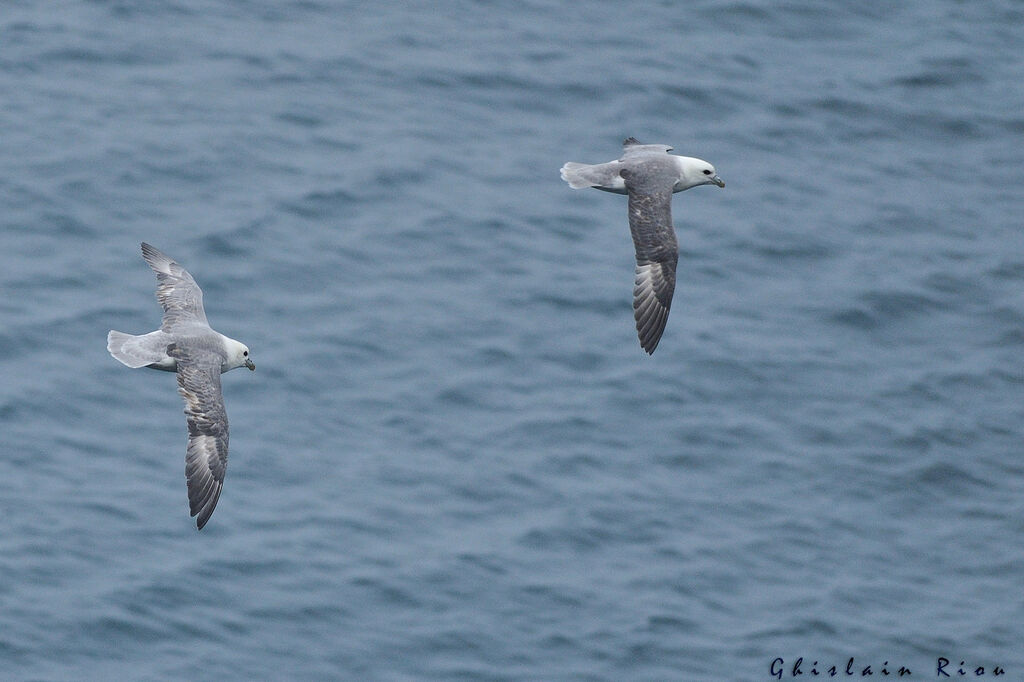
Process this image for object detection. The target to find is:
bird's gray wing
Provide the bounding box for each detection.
[168,342,228,530]
[622,137,673,158]
[622,165,679,354]
[141,243,209,330]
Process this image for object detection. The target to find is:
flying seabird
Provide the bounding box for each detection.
[561,137,724,353]
[107,243,255,529]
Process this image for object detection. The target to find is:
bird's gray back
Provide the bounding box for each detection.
[169,330,228,368]
[619,154,680,193]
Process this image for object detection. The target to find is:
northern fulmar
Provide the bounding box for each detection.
[107,243,255,530]
[561,137,724,354]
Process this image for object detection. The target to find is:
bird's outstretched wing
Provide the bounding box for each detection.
[168,342,228,530]
[622,167,679,354]
[141,243,209,331]
[622,137,673,157]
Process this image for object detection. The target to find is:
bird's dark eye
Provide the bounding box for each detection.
[243,350,248,356]
[702,169,712,175]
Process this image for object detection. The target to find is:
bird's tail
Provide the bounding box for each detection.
[559,162,598,189]
[107,330,164,368]
[559,160,626,193]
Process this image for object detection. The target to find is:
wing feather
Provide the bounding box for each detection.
[624,173,678,354]
[621,137,673,157]
[168,343,229,530]
[141,243,209,331]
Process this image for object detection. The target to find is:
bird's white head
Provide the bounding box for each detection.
[675,156,725,191]
[224,338,255,372]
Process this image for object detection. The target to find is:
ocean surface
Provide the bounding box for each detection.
[2,1,1024,680]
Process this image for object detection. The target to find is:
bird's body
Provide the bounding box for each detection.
[107,243,254,530]
[560,137,724,354]
[107,328,248,373]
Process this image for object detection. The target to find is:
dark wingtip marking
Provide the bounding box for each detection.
[637,329,663,355]
[193,485,222,530]
[623,136,643,146]
[634,298,669,355]
[638,327,663,354]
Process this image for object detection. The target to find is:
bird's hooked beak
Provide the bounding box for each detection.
[245,358,255,371]
[711,175,725,188]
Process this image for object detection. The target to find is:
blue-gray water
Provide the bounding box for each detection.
[2,1,1023,680]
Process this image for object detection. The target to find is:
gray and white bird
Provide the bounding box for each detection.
[561,137,724,354]
[107,243,255,530]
